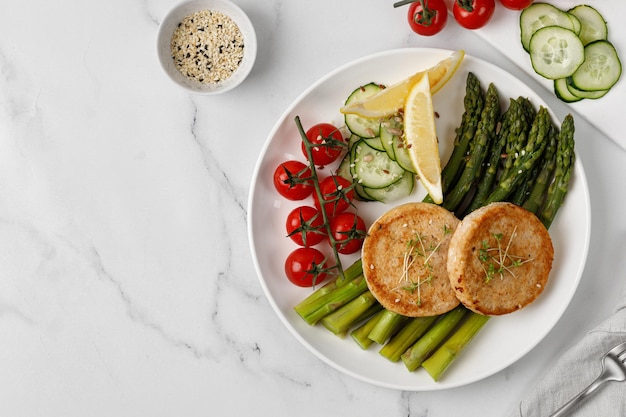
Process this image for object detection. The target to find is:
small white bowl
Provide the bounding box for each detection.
[157,0,257,95]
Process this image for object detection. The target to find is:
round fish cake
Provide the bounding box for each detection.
[447,202,554,316]
[362,202,460,317]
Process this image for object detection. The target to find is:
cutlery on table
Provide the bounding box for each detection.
[548,341,626,417]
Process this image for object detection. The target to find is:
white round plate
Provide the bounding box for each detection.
[247,48,591,391]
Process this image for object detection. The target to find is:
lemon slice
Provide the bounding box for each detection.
[404,72,443,204]
[340,50,465,119]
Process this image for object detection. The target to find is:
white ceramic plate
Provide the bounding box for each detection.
[247,48,591,391]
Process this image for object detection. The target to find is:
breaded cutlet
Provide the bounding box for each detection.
[362,202,460,317]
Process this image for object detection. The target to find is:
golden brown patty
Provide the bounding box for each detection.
[362,202,460,317]
[447,202,554,316]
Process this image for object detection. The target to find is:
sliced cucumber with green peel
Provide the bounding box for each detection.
[379,117,416,174]
[571,40,622,91]
[529,26,584,80]
[520,3,579,52]
[337,151,374,201]
[363,171,414,203]
[554,78,582,103]
[351,140,405,189]
[566,81,609,99]
[344,83,383,137]
[568,4,607,46]
[520,3,621,103]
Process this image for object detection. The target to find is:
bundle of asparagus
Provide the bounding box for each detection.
[294,71,576,381]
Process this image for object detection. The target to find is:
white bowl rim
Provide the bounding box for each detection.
[156,0,257,95]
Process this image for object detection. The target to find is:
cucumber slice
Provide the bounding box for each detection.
[568,5,607,46]
[529,26,584,80]
[566,79,609,99]
[351,140,405,189]
[567,12,582,36]
[571,40,622,91]
[379,123,397,161]
[363,171,414,203]
[554,78,583,103]
[339,149,374,201]
[379,116,416,174]
[344,83,383,137]
[520,3,579,51]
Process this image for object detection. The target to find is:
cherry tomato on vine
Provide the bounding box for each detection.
[301,123,346,167]
[284,247,328,287]
[498,0,533,10]
[313,175,355,217]
[286,206,326,247]
[329,212,367,255]
[407,0,448,36]
[273,160,314,200]
[453,0,495,30]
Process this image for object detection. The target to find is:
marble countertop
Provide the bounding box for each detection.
[1,1,625,416]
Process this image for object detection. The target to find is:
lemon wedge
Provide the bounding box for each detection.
[340,50,465,119]
[404,72,443,204]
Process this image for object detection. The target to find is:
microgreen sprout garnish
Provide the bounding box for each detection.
[478,226,533,283]
[294,115,359,284]
[395,224,451,305]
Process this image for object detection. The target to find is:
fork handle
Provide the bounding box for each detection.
[548,376,607,417]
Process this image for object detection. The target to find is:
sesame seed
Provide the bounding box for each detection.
[170,10,244,84]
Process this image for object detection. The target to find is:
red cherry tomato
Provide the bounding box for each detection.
[453,0,495,29]
[313,175,354,217]
[301,123,345,167]
[285,206,326,247]
[498,0,533,10]
[329,212,367,255]
[273,160,314,200]
[407,0,448,36]
[284,247,328,287]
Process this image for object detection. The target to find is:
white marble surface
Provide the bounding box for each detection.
[0,1,624,416]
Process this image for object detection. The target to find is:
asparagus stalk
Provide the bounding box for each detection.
[294,259,363,321]
[368,310,410,345]
[441,72,485,194]
[484,106,550,205]
[321,290,378,335]
[521,124,558,212]
[498,97,536,182]
[351,309,385,349]
[421,312,490,381]
[379,315,438,362]
[443,83,500,213]
[540,114,576,229]
[295,274,369,325]
[465,97,520,213]
[401,306,467,371]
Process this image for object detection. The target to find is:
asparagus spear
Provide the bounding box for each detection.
[368,310,410,345]
[351,310,385,350]
[540,114,576,229]
[295,274,369,325]
[443,83,500,213]
[522,123,558,213]
[421,312,490,381]
[440,72,486,194]
[321,290,378,335]
[465,97,521,213]
[401,306,467,371]
[484,106,550,204]
[379,315,438,362]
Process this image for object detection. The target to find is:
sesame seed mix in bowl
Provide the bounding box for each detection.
[170,10,244,84]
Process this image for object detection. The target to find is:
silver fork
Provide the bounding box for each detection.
[548,341,626,417]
